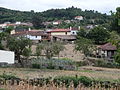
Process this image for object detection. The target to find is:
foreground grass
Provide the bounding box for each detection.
[0,66,120,82]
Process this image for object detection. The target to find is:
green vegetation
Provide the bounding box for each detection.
[75,36,94,57]
[110,7,120,33]
[0,72,18,80]
[36,41,64,59]
[31,58,75,70]
[0,7,111,29]
[54,76,92,87]
[7,36,32,66]
[88,26,110,44]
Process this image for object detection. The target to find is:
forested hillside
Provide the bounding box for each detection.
[0,6,111,25]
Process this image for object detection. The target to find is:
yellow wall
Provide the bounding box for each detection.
[51,32,71,36]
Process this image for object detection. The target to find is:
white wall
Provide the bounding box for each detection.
[26,35,41,40]
[0,50,14,64]
[71,30,78,35]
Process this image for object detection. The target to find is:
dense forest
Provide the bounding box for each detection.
[0,6,111,25]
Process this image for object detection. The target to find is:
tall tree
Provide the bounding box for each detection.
[88,26,110,44]
[7,36,32,66]
[36,41,64,59]
[31,14,45,29]
[75,36,94,57]
[111,7,120,33]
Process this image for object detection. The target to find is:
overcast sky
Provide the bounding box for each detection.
[0,0,119,14]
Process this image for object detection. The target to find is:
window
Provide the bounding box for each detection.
[72,32,75,35]
[65,32,67,35]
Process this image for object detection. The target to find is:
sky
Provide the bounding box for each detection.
[0,0,119,14]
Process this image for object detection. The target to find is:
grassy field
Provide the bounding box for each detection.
[0,66,120,82]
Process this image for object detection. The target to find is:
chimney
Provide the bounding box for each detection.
[70,26,72,30]
[28,28,31,31]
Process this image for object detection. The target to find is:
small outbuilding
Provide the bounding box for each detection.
[97,43,117,61]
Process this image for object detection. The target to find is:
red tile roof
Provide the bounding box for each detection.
[47,29,70,33]
[12,30,48,36]
[99,43,117,51]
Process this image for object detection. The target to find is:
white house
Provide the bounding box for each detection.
[26,34,41,40]
[0,50,14,64]
[70,27,79,35]
[74,16,83,20]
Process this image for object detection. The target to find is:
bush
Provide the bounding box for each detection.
[31,58,76,70]
[54,76,92,87]
[76,61,89,67]
[32,63,41,69]
[94,59,107,67]
[78,76,92,86]
[94,59,119,68]
[59,58,72,61]
[0,88,6,90]
[0,72,18,80]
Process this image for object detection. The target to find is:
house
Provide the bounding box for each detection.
[74,16,83,20]
[12,30,50,42]
[70,27,79,35]
[52,21,62,25]
[97,43,117,61]
[47,29,71,36]
[52,35,76,43]
[46,28,78,42]
[0,50,14,64]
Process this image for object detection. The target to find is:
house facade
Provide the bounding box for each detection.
[47,29,71,36]
[97,43,117,61]
[47,28,78,42]
[12,30,50,42]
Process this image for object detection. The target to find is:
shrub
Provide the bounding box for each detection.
[76,61,89,67]
[32,63,41,69]
[78,76,92,86]
[31,58,76,70]
[59,58,72,61]
[54,76,92,87]
[94,59,107,67]
[0,72,18,80]
[0,88,6,90]
[94,59,119,68]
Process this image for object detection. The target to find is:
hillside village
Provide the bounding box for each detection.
[0,6,120,89]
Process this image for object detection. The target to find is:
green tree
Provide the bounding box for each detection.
[77,28,88,38]
[31,14,45,29]
[75,36,94,57]
[7,36,32,66]
[5,26,14,34]
[36,44,44,58]
[110,7,120,33]
[0,32,9,50]
[88,26,110,44]
[114,49,120,65]
[52,42,65,59]
[36,41,64,59]
[108,31,120,47]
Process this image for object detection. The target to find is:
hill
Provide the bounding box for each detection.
[0,6,111,27]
